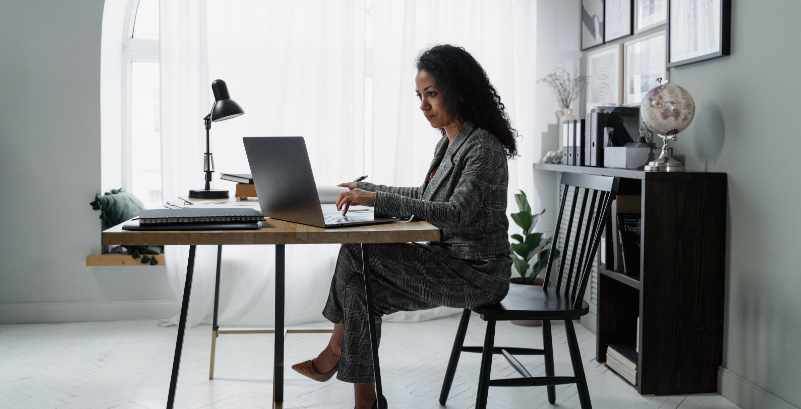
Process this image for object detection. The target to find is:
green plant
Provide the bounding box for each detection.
[510,191,560,284]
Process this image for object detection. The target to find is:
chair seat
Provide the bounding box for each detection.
[471,284,589,321]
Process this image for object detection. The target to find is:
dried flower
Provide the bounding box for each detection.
[538,67,587,109]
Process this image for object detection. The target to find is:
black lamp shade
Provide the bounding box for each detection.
[210,79,244,121]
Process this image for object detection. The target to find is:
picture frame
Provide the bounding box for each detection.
[586,43,624,105]
[624,31,667,104]
[581,0,605,50]
[667,0,731,67]
[634,0,667,34]
[605,0,633,42]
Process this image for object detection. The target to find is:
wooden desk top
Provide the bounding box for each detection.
[101,219,441,246]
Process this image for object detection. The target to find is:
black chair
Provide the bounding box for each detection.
[439,173,619,409]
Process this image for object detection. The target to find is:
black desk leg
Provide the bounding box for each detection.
[274,244,285,403]
[360,244,386,409]
[213,245,222,331]
[166,245,197,409]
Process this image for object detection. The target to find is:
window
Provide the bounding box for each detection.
[123,0,161,209]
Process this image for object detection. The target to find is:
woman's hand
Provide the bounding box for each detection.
[337,182,358,190]
[336,189,376,215]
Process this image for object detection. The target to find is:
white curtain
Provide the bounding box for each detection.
[159,0,537,327]
[371,0,538,225]
[160,0,365,327]
[370,0,538,320]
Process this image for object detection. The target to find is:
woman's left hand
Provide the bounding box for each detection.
[336,189,376,215]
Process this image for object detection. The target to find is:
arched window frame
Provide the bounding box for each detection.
[120,0,159,192]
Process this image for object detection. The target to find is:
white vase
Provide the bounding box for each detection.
[556,108,576,152]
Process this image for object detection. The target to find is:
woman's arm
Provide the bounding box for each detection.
[356,182,424,199]
[374,144,505,231]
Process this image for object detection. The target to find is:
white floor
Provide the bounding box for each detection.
[0,315,740,409]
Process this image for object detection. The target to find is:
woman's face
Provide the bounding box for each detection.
[415,70,457,130]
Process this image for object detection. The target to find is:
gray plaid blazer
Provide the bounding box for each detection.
[357,121,511,261]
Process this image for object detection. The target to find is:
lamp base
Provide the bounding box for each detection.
[188,189,230,199]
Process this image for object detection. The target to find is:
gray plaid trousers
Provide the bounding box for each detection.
[322,242,511,383]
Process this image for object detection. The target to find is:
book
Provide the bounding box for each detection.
[138,208,265,225]
[220,173,253,184]
[607,343,638,385]
[617,213,642,276]
[611,195,640,272]
[123,220,262,231]
[235,183,257,198]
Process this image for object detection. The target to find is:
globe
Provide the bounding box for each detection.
[640,83,695,136]
[640,82,695,171]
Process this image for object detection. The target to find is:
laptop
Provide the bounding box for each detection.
[243,137,399,228]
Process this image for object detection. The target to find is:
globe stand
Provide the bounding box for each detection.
[645,134,685,172]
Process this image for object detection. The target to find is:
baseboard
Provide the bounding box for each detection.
[0,300,180,324]
[719,367,799,409]
[580,310,597,334]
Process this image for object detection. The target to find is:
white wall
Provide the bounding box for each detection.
[0,0,178,323]
[530,0,582,230]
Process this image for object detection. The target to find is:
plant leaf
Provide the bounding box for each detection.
[529,208,546,231]
[511,242,532,259]
[523,233,543,261]
[511,234,525,243]
[511,212,533,232]
[514,190,531,214]
[511,253,530,278]
[531,236,553,255]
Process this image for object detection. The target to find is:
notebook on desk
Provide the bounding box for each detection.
[121,207,265,231]
[243,137,401,228]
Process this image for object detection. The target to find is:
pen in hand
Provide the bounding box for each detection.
[353,175,368,182]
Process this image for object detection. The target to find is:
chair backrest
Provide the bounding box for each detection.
[542,172,619,310]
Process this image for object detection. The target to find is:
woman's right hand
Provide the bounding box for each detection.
[337,182,357,190]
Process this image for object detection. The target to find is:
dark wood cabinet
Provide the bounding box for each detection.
[534,163,727,395]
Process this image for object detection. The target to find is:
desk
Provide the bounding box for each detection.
[102,218,440,409]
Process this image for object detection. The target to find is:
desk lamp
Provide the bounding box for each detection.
[189,79,245,199]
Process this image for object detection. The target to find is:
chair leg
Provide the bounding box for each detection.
[565,320,592,409]
[543,320,556,404]
[475,320,496,409]
[440,308,471,405]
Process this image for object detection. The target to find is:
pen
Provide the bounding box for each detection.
[353,175,368,182]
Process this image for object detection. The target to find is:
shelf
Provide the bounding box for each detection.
[600,265,640,290]
[86,254,165,266]
[533,162,727,181]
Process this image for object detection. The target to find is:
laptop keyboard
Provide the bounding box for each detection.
[323,210,373,224]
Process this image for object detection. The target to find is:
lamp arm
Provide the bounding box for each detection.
[203,106,214,190]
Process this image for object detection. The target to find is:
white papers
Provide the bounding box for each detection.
[317,185,349,204]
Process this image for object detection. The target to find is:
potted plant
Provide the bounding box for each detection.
[509,191,561,326]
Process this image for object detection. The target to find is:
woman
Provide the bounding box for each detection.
[292,44,517,409]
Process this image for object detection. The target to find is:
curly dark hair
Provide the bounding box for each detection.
[415,44,518,158]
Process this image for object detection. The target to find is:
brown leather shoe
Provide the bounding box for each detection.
[291,359,338,382]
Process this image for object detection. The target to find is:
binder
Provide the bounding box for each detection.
[576,119,585,166]
[565,120,576,166]
[562,121,570,165]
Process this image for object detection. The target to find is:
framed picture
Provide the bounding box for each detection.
[586,44,624,105]
[582,0,605,50]
[634,0,667,33]
[667,0,731,67]
[605,0,633,42]
[624,31,667,104]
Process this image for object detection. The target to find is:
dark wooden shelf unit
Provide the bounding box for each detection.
[535,163,727,396]
[599,265,640,290]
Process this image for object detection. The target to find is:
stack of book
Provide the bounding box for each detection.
[221,173,256,199]
[606,343,638,385]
